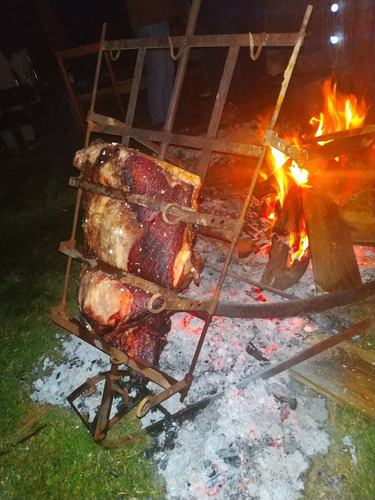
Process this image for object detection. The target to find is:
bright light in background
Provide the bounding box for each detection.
[331,3,339,12]
[329,35,339,44]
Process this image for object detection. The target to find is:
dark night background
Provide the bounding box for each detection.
[0,0,133,70]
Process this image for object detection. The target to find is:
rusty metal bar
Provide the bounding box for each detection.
[55,52,86,134]
[243,318,375,384]
[58,242,214,316]
[87,112,183,165]
[207,264,300,301]
[263,130,308,166]
[103,51,127,122]
[56,42,100,60]
[105,33,301,51]
[92,362,120,441]
[87,112,263,157]
[196,44,240,178]
[160,0,201,160]
[68,177,243,236]
[122,46,146,146]
[85,23,108,146]
[59,24,109,316]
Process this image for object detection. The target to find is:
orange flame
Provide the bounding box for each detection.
[310,78,370,143]
[263,78,369,267]
[266,146,310,267]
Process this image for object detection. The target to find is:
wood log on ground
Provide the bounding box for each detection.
[261,185,310,290]
[261,235,310,290]
[272,183,303,236]
[301,187,362,293]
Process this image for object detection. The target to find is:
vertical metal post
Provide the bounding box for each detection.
[159,0,202,160]
[240,5,313,220]
[92,362,119,442]
[122,46,146,146]
[196,44,240,178]
[85,23,108,146]
[104,51,127,122]
[55,52,86,134]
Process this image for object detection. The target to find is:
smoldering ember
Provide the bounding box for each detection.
[8,0,373,498]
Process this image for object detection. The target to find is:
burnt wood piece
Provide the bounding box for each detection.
[307,132,374,164]
[246,341,270,363]
[272,183,302,236]
[253,173,279,201]
[261,185,310,290]
[301,187,362,293]
[260,236,310,290]
[303,124,375,146]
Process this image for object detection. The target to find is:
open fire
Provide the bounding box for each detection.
[310,77,370,142]
[262,77,371,275]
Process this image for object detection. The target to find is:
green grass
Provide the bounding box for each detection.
[1,406,163,499]
[304,402,375,500]
[0,164,165,499]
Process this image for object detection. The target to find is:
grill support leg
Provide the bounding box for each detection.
[92,362,119,441]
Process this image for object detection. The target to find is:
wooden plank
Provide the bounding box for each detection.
[302,187,362,292]
[291,334,375,420]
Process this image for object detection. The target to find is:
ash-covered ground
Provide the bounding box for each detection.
[30,189,374,499]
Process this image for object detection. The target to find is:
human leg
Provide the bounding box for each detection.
[136,21,174,126]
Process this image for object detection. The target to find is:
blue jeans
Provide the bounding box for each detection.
[136,21,175,126]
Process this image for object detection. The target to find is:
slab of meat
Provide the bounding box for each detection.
[74,140,202,367]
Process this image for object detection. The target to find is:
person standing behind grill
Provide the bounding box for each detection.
[126,0,180,127]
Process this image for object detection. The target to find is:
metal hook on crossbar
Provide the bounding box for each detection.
[106,41,121,61]
[249,32,268,61]
[168,36,183,61]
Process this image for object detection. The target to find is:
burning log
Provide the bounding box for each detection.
[261,235,310,290]
[272,183,303,237]
[305,126,374,164]
[74,140,202,367]
[261,185,310,290]
[301,187,362,293]
[253,173,279,201]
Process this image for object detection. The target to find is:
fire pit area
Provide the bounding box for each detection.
[26,0,375,498]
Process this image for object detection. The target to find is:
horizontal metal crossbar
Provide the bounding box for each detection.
[88,111,263,159]
[104,32,301,51]
[69,176,244,240]
[59,241,217,316]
